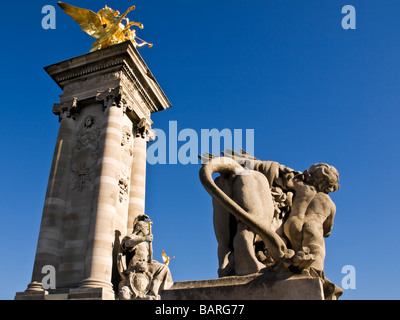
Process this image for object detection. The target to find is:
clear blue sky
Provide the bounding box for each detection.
[1,0,399,300]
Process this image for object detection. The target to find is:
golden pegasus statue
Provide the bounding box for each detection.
[58,2,153,52]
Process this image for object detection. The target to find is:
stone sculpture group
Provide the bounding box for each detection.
[117,215,173,300]
[199,150,341,298]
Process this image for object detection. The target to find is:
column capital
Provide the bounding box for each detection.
[53,97,79,122]
[134,118,156,142]
[96,86,134,114]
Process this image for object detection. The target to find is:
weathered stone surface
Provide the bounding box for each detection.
[68,287,115,300]
[14,291,48,301]
[162,272,326,300]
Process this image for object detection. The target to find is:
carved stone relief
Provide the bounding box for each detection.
[121,125,134,174]
[119,125,134,203]
[63,72,121,94]
[118,177,129,203]
[121,71,153,117]
[71,115,101,192]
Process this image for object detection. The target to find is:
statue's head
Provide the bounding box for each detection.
[134,221,149,235]
[133,214,150,235]
[84,115,95,128]
[304,163,340,194]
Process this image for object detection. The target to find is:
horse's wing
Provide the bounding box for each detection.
[58,2,103,39]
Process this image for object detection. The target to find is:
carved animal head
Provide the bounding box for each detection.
[304,163,340,194]
[134,259,149,272]
[97,6,120,25]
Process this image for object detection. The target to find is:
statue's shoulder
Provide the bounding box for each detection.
[122,235,132,242]
[313,192,336,211]
[121,235,136,251]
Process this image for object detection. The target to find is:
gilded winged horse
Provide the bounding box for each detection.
[58,2,153,52]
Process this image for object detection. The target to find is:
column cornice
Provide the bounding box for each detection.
[44,41,171,116]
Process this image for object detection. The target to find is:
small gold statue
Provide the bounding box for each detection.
[162,250,175,266]
[58,2,153,52]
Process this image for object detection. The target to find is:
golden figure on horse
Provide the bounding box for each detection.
[58,2,152,52]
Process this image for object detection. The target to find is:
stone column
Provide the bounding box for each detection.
[30,98,78,285]
[78,89,124,299]
[16,41,171,300]
[127,120,155,233]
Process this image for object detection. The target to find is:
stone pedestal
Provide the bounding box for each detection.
[161,271,342,300]
[15,41,171,300]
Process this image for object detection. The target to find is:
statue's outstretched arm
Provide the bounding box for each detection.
[124,234,152,248]
[113,5,136,26]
